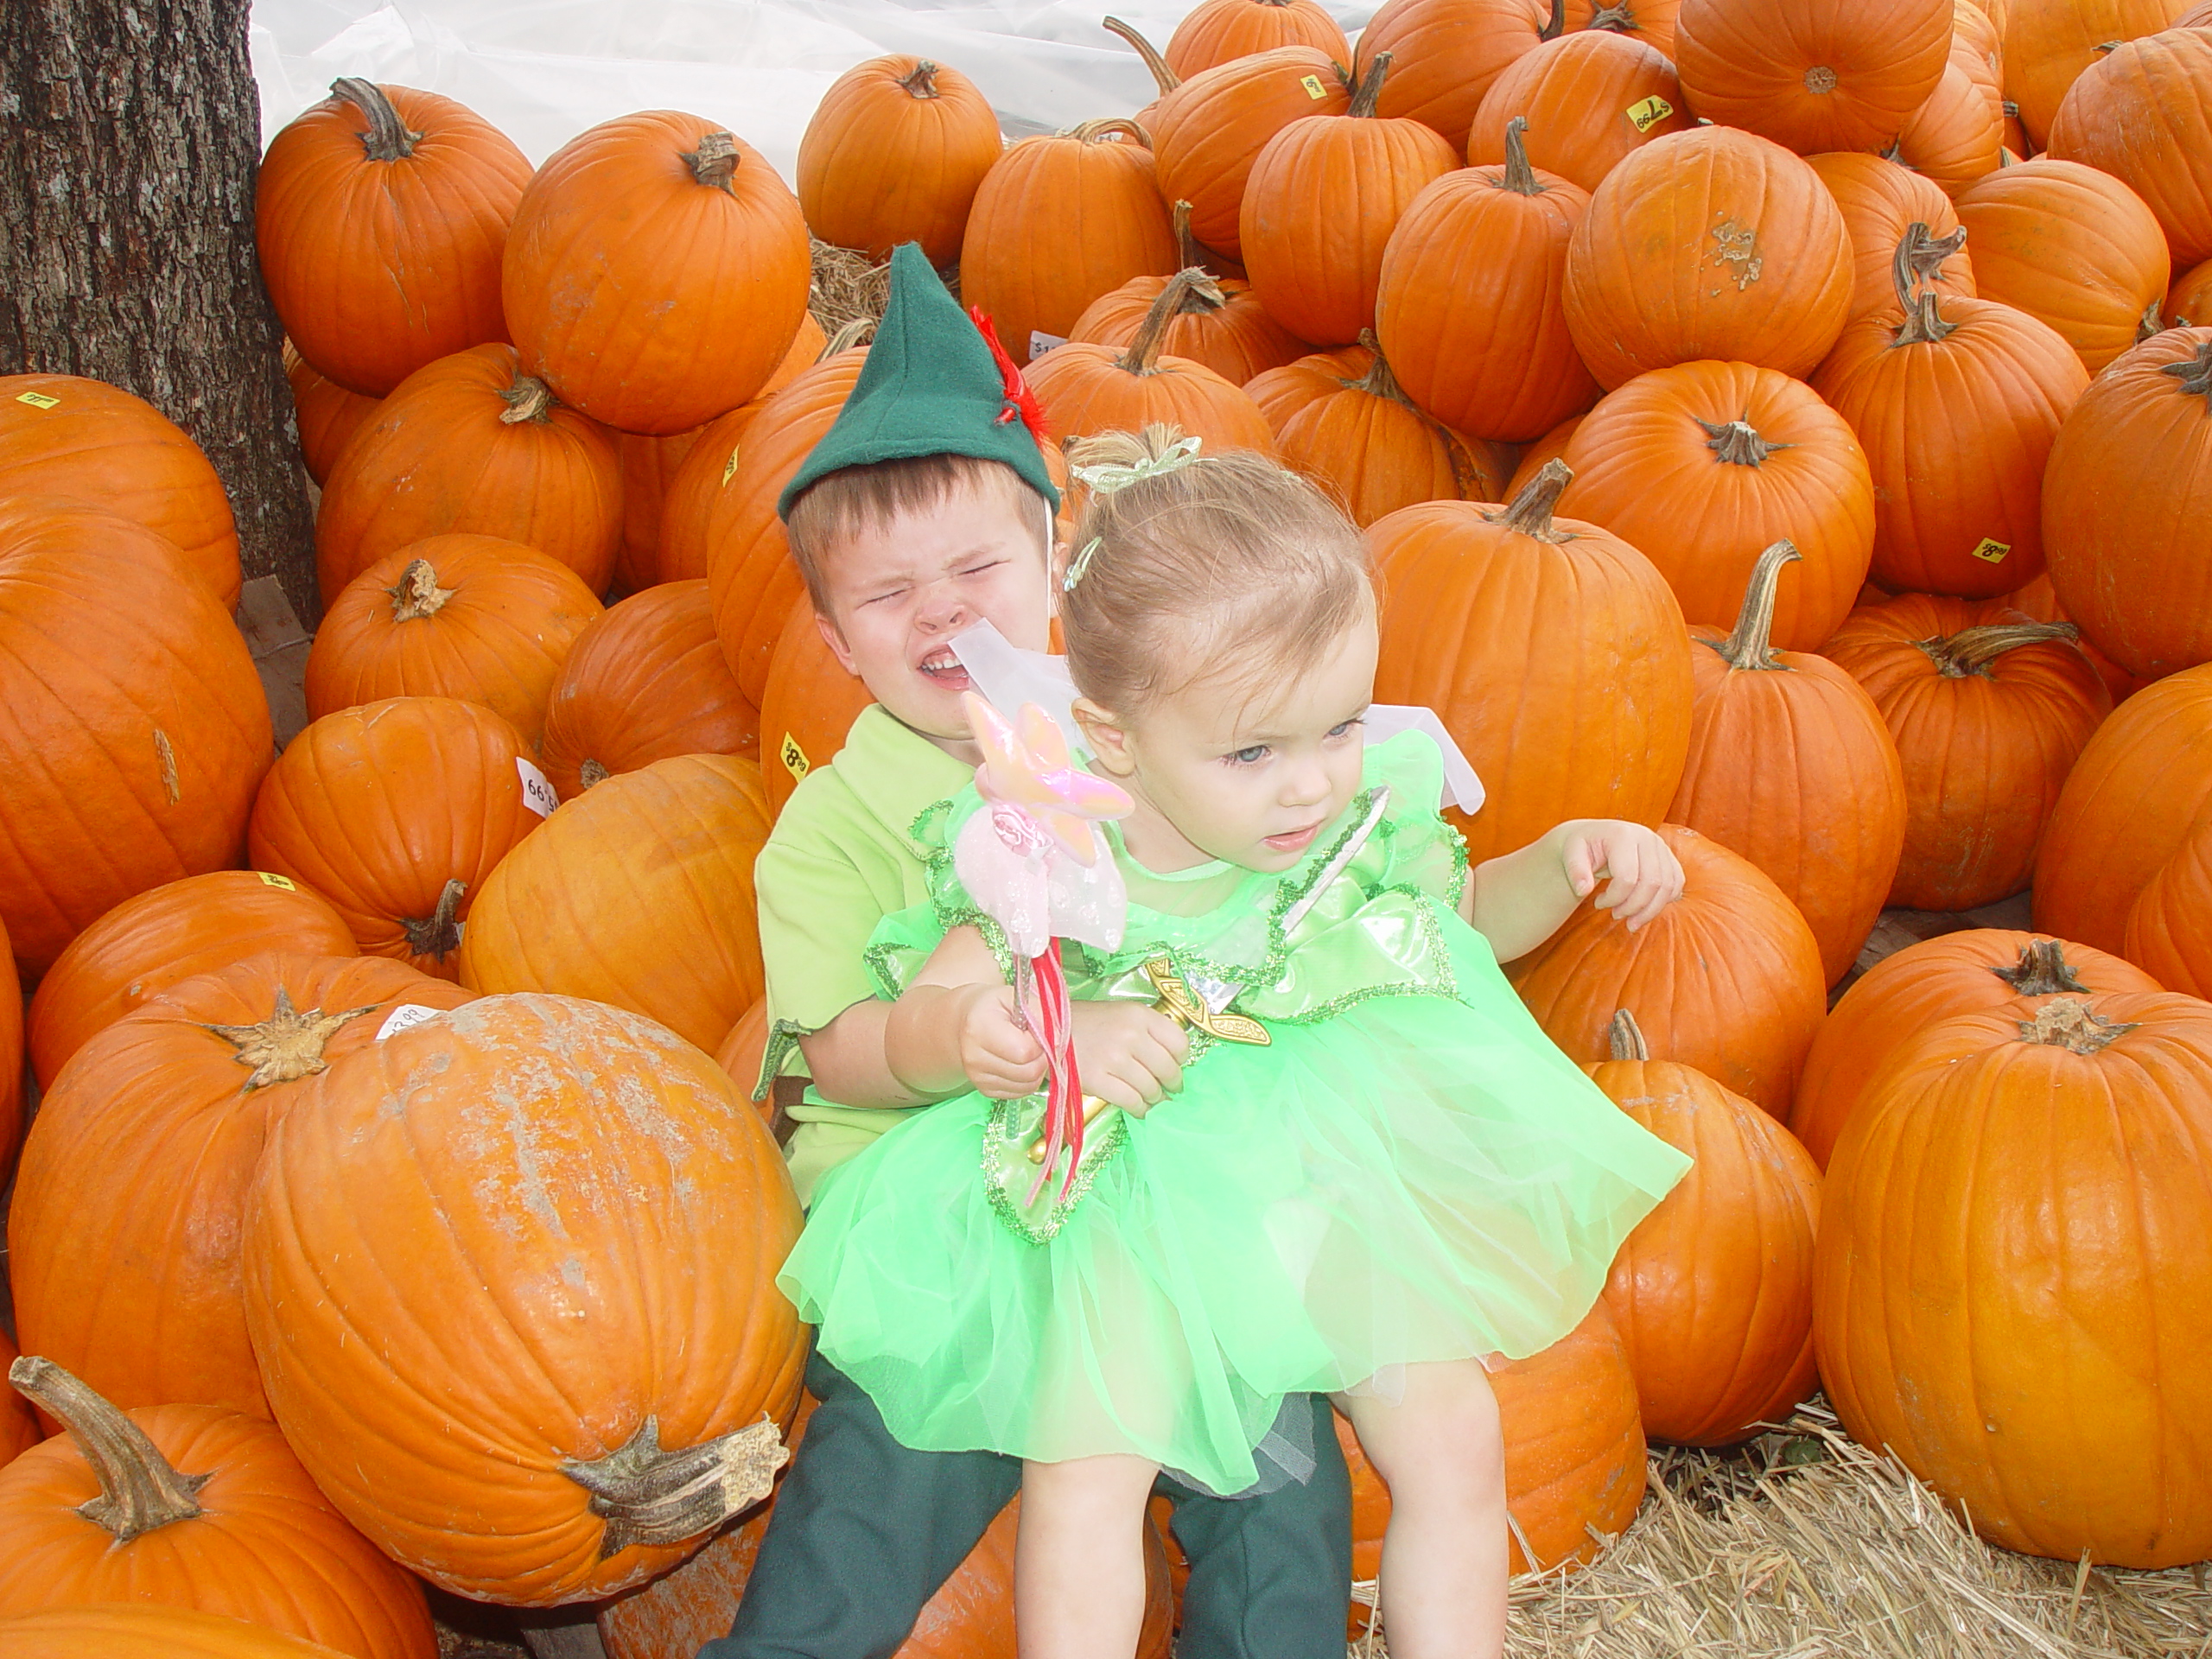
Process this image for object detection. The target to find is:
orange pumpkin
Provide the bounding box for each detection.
[1564,126,1854,389]
[539,581,759,800]
[1589,1010,1822,1446]
[0,373,241,608]
[2165,254,2212,325]
[2045,28,2212,270]
[2123,816,2212,995]
[1352,0,1554,153]
[1888,51,2006,199]
[0,1358,435,1659]
[2041,327,2212,679]
[798,57,1003,265]
[714,997,772,1108]
[1814,992,2212,1566]
[961,120,1179,365]
[2002,0,2193,149]
[284,344,383,488]
[303,536,604,745]
[314,344,623,602]
[0,499,271,976]
[1555,359,1875,650]
[1068,203,1307,385]
[457,755,773,1052]
[1241,57,1460,347]
[1563,0,1681,56]
[1791,931,2160,1167]
[1166,0,1352,78]
[612,428,702,597]
[1466,29,1692,194]
[256,80,530,398]
[658,400,772,585]
[1812,257,2088,598]
[26,870,354,1090]
[242,992,807,1603]
[2001,571,2152,707]
[0,1605,353,1658]
[759,593,876,817]
[1369,462,1694,863]
[1151,48,1352,260]
[0,1337,34,1473]
[1805,152,1976,318]
[1504,414,1584,496]
[247,697,548,979]
[1668,543,1904,985]
[503,112,810,435]
[0,926,18,1186]
[1374,120,1602,442]
[2034,662,2212,955]
[1673,0,1955,154]
[9,953,472,1419]
[1508,823,1827,1116]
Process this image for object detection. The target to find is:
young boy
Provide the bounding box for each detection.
[705,245,1353,1659]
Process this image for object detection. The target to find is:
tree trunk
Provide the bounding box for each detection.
[0,0,319,622]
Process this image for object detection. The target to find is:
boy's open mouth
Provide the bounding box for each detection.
[917,646,972,691]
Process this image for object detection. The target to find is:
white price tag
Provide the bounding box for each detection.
[376,1003,444,1041]
[516,756,558,817]
[1027,330,1067,359]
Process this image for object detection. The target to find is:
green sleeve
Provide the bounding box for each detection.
[1362,731,1471,910]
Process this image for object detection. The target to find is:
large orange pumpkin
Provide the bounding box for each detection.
[1589,1010,1822,1446]
[1554,359,1875,649]
[1505,414,1584,497]
[457,754,772,1052]
[2002,570,2152,708]
[1790,931,2160,1167]
[1067,203,1307,385]
[1508,823,1827,1116]
[1673,0,1955,153]
[1466,29,1692,194]
[1563,0,1681,55]
[1151,47,1352,259]
[1803,151,1976,319]
[2123,816,2212,995]
[539,581,759,801]
[0,499,271,976]
[243,993,808,1604]
[0,1358,435,1659]
[0,1605,352,1658]
[2045,28,2212,270]
[1668,542,1904,985]
[656,400,770,586]
[314,343,623,602]
[1352,0,1554,153]
[1166,0,1352,78]
[961,120,1179,365]
[26,870,354,1090]
[247,697,549,979]
[0,926,17,1186]
[1240,57,1460,347]
[759,593,876,817]
[0,374,241,607]
[612,428,702,597]
[2041,327,2212,679]
[303,536,604,746]
[10,953,472,1419]
[797,57,1003,265]
[1564,126,1855,389]
[1369,462,1694,862]
[2033,662,2212,954]
[2003,0,2192,148]
[503,112,810,435]
[1373,120,1602,443]
[2165,255,2212,325]
[1811,260,2088,598]
[1814,992,2212,1566]
[0,1337,34,1473]
[283,344,383,487]
[1889,49,2006,200]
[256,80,530,397]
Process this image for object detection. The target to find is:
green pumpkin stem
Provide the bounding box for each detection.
[1349,52,1392,118]
[1916,620,2078,679]
[332,78,421,162]
[1993,939,2092,998]
[1703,540,1802,673]
[1607,1008,1650,1061]
[1103,18,1180,96]
[1119,269,1221,374]
[9,1357,211,1542]
[1491,457,1572,540]
[1500,116,1541,196]
[898,59,942,99]
[2159,340,2212,404]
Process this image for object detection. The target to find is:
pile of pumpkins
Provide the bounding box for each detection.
[0,0,2209,1649]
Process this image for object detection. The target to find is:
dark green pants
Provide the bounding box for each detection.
[701,1351,1352,1659]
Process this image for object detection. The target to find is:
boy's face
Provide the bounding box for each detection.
[814,477,1054,763]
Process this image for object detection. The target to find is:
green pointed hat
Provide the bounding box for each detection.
[778,243,1059,520]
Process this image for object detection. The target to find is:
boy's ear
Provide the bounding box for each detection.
[1072,696,1135,777]
[814,608,858,676]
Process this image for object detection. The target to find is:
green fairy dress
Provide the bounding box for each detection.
[779,731,1690,1497]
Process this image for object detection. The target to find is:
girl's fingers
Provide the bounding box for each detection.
[1561,835,1601,899]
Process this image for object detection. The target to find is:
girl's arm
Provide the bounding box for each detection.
[1460,819,1684,962]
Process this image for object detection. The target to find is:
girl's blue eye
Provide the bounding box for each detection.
[1326,718,1361,740]
[1228,744,1268,766]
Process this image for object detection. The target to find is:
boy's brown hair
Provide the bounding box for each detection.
[784,454,1055,616]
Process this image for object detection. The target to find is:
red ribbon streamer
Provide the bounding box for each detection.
[1023,945,1085,1205]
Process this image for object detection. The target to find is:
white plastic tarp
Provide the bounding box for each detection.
[248,0,1371,182]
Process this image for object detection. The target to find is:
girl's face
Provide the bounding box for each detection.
[1079,613,1379,875]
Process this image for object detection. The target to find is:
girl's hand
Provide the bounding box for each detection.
[1560,821,1684,931]
[1071,1001,1189,1116]
[954,982,1050,1099]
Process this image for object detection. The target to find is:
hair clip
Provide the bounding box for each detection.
[1062,537,1102,592]
[1069,434,1205,496]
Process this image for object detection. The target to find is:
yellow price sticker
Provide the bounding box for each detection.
[1968,537,2012,564]
[1300,74,1328,99]
[254,871,298,891]
[14,391,60,410]
[721,446,742,486]
[779,732,811,780]
[1625,95,1675,133]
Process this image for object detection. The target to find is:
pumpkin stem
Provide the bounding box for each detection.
[1119,269,1221,374]
[388,557,455,621]
[154,728,180,805]
[1541,0,1567,41]
[1892,287,1961,347]
[204,984,381,1090]
[1696,416,1792,467]
[2016,996,2137,1055]
[8,1357,211,1542]
[1172,199,1205,270]
[1993,938,2092,997]
[1351,329,1411,404]
[1349,52,1392,118]
[331,78,420,162]
[1703,540,1802,673]
[2138,297,2164,341]
[1499,116,1541,196]
[1102,19,1181,96]
[1916,620,2078,679]
[1586,1,1638,29]
[579,758,611,791]
[499,377,557,425]
[563,1414,790,1560]
[898,59,943,99]
[1887,224,1967,344]
[683,130,742,194]
[402,876,469,963]
[1065,115,1155,149]
[823,315,875,357]
[1486,457,1572,540]
[1804,65,1840,94]
[2158,340,2212,404]
[1606,1008,1649,1062]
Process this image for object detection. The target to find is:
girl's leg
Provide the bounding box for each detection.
[1338,1358,1508,1659]
[1014,1453,1160,1659]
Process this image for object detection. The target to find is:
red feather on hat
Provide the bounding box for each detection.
[970,306,1051,442]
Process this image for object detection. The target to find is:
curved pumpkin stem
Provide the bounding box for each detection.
[563,1414,790,1560]
[332,78,420,162]
[1606,1008,1649,1061]
[2138,297,2164,343]
[499,377,557,425]
[1348,52,1392,118]
[1488,457,1572,540]
[403,876,469,963]
[1586,1,1640,30]
[1993,938,2092,997]
[2016,997,2137,1055]
[1541,0,1567,41]
[1119,269,1222,374]
[1704,540,1802,673]
[388,557,455,622]
[898,59,944,99]
[205,983,381,1090]
[1916,620,2078,679]
[1064,114,1155,149]
[1102,19,1180,96]
[1888,223,1969,343]
[1498,116,1541,196]
[1697,416,1792,467]
[2159,340,2212,405]
[683,130,742,194]
[823,315,875,357]
[10,1357,210,1542]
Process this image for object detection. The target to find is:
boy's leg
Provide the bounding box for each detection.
[702,1351,1021,1659]
[1164,1393,1355,1659]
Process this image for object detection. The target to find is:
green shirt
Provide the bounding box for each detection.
[755,703,971,1205]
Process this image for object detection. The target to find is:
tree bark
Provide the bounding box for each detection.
[0,0,319,622]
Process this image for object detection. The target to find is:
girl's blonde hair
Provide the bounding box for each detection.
[1059,424,1372,716]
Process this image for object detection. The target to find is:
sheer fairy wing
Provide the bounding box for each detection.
[1366,706,1485,814]
[950,620,1084,754]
